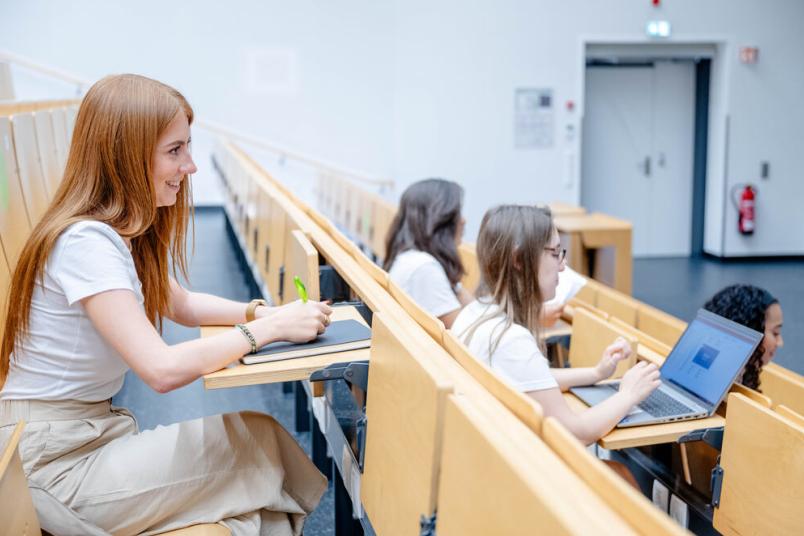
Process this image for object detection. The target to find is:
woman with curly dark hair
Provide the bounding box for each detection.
[703,284,784,390]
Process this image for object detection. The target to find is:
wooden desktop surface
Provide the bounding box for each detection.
[564,392,724,450]
[201,306,370,390]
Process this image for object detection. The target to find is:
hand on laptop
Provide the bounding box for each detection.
[619,361,661,405]
[594,337,632,381]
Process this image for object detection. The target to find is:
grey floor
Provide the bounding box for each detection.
[113,208,803,536]
[633,256,803,374]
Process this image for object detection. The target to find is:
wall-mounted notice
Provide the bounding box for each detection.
[515,88,554,149]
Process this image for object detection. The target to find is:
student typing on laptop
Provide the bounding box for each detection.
[451,205,661,445]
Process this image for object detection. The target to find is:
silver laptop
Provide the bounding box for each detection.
[570,309,763,427]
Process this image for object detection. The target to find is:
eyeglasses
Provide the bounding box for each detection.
[544,245,567,263]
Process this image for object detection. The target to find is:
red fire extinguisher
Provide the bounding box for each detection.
[731,184,757,235]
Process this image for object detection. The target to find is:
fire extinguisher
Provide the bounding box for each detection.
[731,184,757,235]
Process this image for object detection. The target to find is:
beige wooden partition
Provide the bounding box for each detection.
[0,117,33,268]
[714,393,804,535]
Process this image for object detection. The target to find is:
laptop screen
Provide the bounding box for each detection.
[660,310,763,406]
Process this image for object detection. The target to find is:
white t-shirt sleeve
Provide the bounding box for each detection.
[492,330,558,393]
[406,260,461,317]
[52,223,139,306]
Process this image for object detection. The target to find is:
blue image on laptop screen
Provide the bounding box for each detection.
[660,315,757,406]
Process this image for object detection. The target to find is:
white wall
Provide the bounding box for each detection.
[0,0,395,205]
[3,0,803,256]
[391,0,804,255]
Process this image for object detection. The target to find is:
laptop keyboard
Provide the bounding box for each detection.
[637,389,695,418]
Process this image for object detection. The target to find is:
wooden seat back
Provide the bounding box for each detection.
[361,312,454,536]
[760,363,804,415]
[569,308,637,378]
[286,230,320,302]
[32,110,61,199]
[442,329,544,434]
[636,304,686,347]
[596,284,638,326]
[714,393,804,535]
[435,394,639,535]
[458,242,480,294]
[387,279,445,344]
[0,422,41,535]
[11,113,50,224]
[0,117,33,269]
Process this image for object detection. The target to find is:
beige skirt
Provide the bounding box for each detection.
[0,399,327,536]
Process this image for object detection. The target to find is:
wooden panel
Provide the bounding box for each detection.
[458,241,480,294]
[760,363,804,416]
[49,107,70,173]
[160,524,231,535]
[254,188,272,283]
[352,245,389,289]
[568,308,637,378]
[33,110,61,199]
[436,395,636,536]
[775,405,804,427]
[370,197,396,261]
[266,191,288,303]
[64,105,78,141]
[442,330,543,434]
[287,230,320,302]
[714,393,804,536]
[361,313,453,536]
[387,279,445,345]
[542,417,688,535]
[636,304,686,347]
[0,117,32,268]
[609,317,673,357]
[0,422,42,535]
[596,284,638,326]
[0,98,80,116]
[11,113,50,224]
[573,279,598,307]
[547,201,587,216]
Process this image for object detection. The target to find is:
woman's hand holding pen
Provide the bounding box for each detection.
[260,300,333,343]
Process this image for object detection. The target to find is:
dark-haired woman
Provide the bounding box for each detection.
[384,178,473,328]
[703,284,783,390]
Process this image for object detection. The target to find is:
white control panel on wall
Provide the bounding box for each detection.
[514,87,554,149]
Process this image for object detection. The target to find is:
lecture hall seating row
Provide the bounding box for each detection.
[214,140,692,535]
[269,146,801,534]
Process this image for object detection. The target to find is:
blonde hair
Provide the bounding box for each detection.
[459,205,554,357]
[1,74,194,385]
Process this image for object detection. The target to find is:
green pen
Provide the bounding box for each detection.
[293,275,308,303]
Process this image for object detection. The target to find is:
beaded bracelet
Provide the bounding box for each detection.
[235,323,257,354]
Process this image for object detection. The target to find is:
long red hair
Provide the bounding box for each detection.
[1,74,194,386]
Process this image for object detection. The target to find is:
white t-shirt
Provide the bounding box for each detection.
[388,249,461,317]
[1,221,144,402]
[451,299,558,393]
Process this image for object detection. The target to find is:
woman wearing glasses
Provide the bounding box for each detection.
[451,205,660,445]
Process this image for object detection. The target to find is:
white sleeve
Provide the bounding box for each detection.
[52,224,139,306]
[491,331,558,393]
[406,260,462,317]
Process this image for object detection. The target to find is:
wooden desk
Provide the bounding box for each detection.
[547,201,587,217]
[201,306,370,390]
[555,213,632,295]
[564,393,724,450]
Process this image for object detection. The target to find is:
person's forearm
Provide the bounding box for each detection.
[551,367,601,391]
[146,316,278,392]
[570,392,637,444]
[176,291,274,327]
